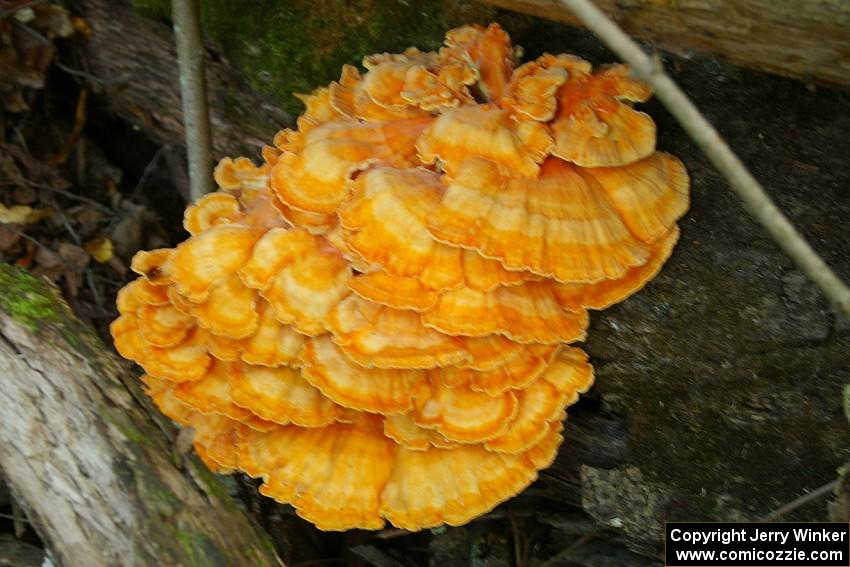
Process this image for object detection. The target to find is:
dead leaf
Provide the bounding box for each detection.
[0,225,22,253]
[84,236,113,263]
[0,203,51,225]
[57,242,89,297]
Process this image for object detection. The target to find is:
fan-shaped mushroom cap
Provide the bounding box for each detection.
[428,156,654,283]
[239,228,352,336]
[339,166,531,293]
[348,272,440,311]
[300,335,428,414]
[485,349,593,453]
[498,54,591,121]
[113,309,212,383]
[422,281,589,344]
[116,278,169,314]
[136,303,195,348]
[416,105,552,177]
[173,360,255,422]
[186,274,260,339]
[553,226,680,310]
[379,421,562,531]
[270,117,430,214]
[130,249,172,285]
[400,61,476,111]
[234,300,306,367]
[330,64,429,121]
[167,224,264,302]
[383,413,458,451]
[293,87,344,133]
[228,361,344,427]
[142,326,213,383]
[458,335,526,372]
[213,157,270,193]
[439,23,514,102]
[239,418,394,531]
[188,413,243,472]
[583,152,689,243]
[271,200,336,235]
[183,193,240,235]
[111,314,149,362]
[552,64,655,167]
[434,344,559,395]
[412,378,518,443]
[326,294,470,369]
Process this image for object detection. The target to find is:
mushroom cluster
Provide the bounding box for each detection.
[111,24,688,531]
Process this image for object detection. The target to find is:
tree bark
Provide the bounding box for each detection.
[480,0,850,86]
[73,0,291,160]
[0,265,283,567]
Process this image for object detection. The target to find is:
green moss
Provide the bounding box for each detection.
[132,0,499,115]
[101,405,150,445]
[0,265,62,331]
[132,0,170,20]
[190,460,237,511]
[176,529,228,567]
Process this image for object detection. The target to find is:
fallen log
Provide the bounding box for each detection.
[480,0,850,86]
[74,0,291,159]
[0,265,283,567]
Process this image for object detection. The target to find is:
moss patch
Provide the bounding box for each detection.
[0,264,62,331]
[132,0,499,115]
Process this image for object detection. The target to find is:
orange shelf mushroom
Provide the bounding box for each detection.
[111,23,689,531]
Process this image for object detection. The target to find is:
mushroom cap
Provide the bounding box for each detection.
[428,156,662,283]
[300,335,428,414]
[416,104,552,177]
[339,165,532,293]
[228,361,346,427]
[551,64,655,167]
[183,192,240,235]
[499,54,591,121]
[553,226,680,310]
[270,117,430,214]
[379,421,563,531]
[421,281,589,344]
[433,343,559,395]
[325,294,471,369]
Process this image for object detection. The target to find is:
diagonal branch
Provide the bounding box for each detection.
[555,0,850,317]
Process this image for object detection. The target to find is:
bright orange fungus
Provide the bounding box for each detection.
[111,23,689,531]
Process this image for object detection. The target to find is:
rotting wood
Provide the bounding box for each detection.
[480,0,850,86]
[73,0,291,159]
[0,264,283,567]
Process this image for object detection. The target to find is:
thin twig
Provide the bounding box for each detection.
[16,179,113,214]
[555,0,850,317]
[55,61,131,86]
[172,0,214,200]
[759,480,838,521]
[129,144,170,201]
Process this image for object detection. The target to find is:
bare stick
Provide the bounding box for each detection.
[759,480,839,521]
[172,0,214,200]
[555,0,850,317]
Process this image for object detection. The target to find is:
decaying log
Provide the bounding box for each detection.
[74,0,290,159]
[0,265,283,567]
[480,0,850,86]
